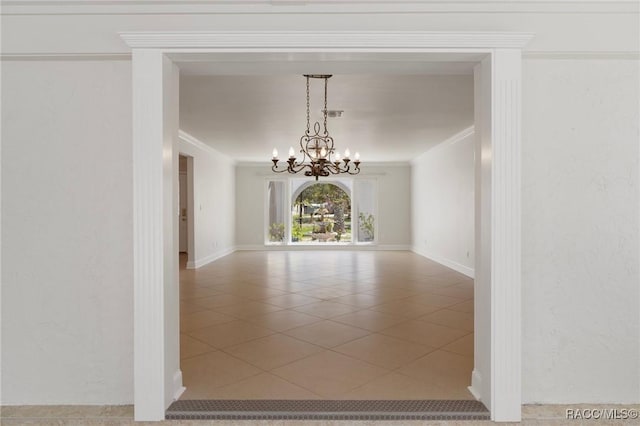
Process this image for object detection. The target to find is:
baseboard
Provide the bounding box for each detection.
[172,370,186,402]
[234,245,265,251]
[377,244,411,251]
[186,247,236,269]
[468,369,482,401]
[235,244,411,251]
[411,246,475,278]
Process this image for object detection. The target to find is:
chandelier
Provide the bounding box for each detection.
[271,75,361,180]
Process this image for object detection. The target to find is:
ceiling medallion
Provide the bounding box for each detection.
[271,75,361,180]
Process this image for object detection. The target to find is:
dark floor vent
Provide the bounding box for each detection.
[166,399,490,421]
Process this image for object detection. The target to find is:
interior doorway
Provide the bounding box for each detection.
[124,31,529,422]
[178,155,189,254]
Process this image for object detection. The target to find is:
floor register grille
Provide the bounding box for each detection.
[166,399,490,421]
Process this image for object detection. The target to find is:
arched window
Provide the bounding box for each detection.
[291,182,351,244]
[265,177,376,245]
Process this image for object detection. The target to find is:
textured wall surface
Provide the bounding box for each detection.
[1,1,638,406]
[521,59,640,403]
[1,60,134,404]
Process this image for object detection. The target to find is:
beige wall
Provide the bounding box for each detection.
[235,164,412,248]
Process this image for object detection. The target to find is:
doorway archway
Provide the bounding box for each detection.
[122,31,531,422]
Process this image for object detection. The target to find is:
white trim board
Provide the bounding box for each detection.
[171,370,185,402]
[5,2,635,16]
[236,244,411,251]
[178,129,235,161]
[121,31,533,49]
[123,30,528,422]
[411,246,475,278]
[412,126,474,164]
[185,247,236,269]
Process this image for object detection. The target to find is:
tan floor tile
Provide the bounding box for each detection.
[181,351,262,396]
[326,293,386,308]
[441,333,474,357]
[363,288,421,300]
[180,334,216,359]
[179,286,223,301]
[179,300,208,315]
[448,299,475,313]
[180,310,236,332]
[263,281,317,292]
[272,350,389,397]
[283,320,370,348]
[244,310,322,332]
[333,333,436,369]
[331,309,408,332]
[178,251,476,401]
[426,284,474,300]
[192,294,253,309]
[297,287,355,300]
[417,308,474,332]
[438,271,470,283]
[369,299,441,318]
[380,320,469,348]
[187,320,275,349]
[225,285,289,300]
[213,301,284,319]
[185,372,322,400]
[263,293,320,308]
[396,350,473,388]
[409,293,468,308]
[224,334,324,370]
[293,301,362,319]
[341,372,474,400]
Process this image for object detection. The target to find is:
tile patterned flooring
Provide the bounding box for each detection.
[179,250,475,400]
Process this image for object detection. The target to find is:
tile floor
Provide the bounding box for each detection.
[179,250,475,400]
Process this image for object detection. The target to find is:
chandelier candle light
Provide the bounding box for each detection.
[271,75,361,180]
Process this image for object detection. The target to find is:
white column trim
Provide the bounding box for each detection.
[122,31,530,422]
[120,31,532,50]
[132,49,167,421]
[489,48,523,421]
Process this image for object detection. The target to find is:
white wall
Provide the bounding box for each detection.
[411,130,475,277]
[235,164,411,249]
[1,1,638,408]
[1,60,133,404]
[521,58,639,403]
[178,133,236,268]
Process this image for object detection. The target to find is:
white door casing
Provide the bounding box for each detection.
[121,31,531,422]
[179,172,188,253]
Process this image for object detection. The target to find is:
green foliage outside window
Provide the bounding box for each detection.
[359,213,375,241]
[269,222,285,242]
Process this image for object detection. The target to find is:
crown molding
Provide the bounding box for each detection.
[523,50,640,60]
[412,125,475,164]
[120,31,534,50]
[2,1,637,15]
[0,53,132,61]
[178,129,236,163]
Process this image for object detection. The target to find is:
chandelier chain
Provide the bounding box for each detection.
[323,77,328,135]
[306,76,311,133]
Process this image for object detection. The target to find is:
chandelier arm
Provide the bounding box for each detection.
[346,163,361,175]
[289,163,309,173]
[271,163,290,173]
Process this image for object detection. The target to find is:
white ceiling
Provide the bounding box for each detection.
[179,70,474,162]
